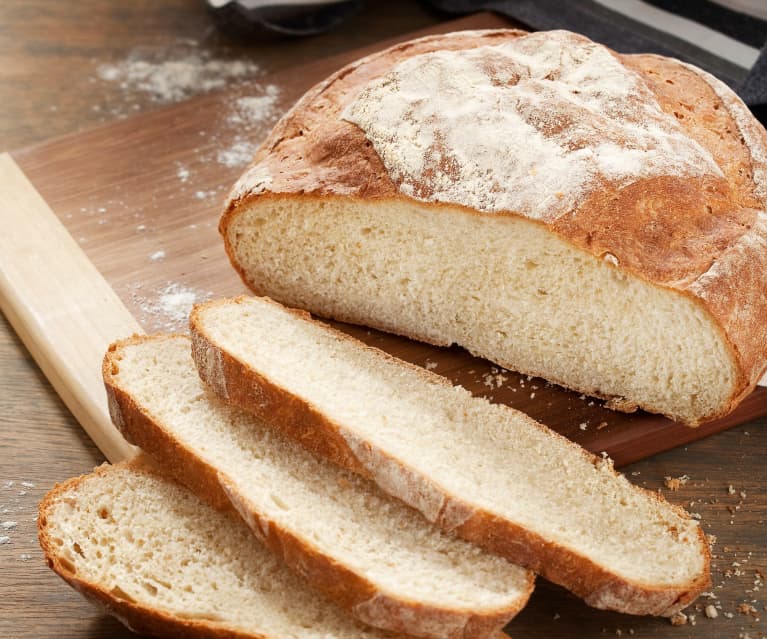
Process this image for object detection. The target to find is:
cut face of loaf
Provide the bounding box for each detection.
[221,29,767,426]
[38,457,408,639]
[191,295,711,617]
[225,196,739,425]
[103,335,533,639]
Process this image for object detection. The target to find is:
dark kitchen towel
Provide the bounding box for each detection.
[424,0,767,122]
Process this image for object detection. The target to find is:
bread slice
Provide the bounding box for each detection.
[219,29,767,426]
[38,456,417,639]
[102,335,534,639]
[190,295,711,617]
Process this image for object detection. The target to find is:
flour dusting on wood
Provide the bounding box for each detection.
[130,282,213,332]
[217,86,282,168]
[97,50,261,104]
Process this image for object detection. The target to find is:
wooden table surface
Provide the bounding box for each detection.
[0,3,764,639]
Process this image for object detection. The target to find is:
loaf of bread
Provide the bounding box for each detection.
[220,28,767,426]
[190,295,711,616]
[102,335,534,639]
[38,456,417,639]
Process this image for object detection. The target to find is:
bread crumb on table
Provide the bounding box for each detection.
[705,604,718,618]
[737,602,759,618]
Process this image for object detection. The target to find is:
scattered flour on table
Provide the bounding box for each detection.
[216,86,282,168]
[149,250,166,261]
[97,50,261,104]
[195,189,219,200]
[131,282,213,332]
[0,481,38,551]
[176,164,190,183]
[158,284,201,325]
[217,140,261,169]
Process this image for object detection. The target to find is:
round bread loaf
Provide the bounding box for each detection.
[221,29,767,425]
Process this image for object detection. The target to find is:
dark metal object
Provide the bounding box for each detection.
[207,0,363,37]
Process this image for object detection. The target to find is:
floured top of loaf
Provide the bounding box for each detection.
[342,30,721,221]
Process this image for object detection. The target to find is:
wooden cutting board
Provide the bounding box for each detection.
[1,13,765,467]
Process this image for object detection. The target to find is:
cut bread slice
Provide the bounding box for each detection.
[102,335,534,639]
[190,295,711,617]
[38,456,414,639]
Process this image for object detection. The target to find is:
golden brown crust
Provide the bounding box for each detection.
[102,336,532,639]
[221,29,767,425]
[190,296,710,617]
[37,459,264,639]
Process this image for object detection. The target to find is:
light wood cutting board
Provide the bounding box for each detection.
[1,13,765,466]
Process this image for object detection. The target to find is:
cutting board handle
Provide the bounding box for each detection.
[0,153,140,462]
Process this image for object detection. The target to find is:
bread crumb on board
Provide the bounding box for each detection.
[482,368,508,389]
[604,396,639,413]
[670,611,688,626]
[738,602,759,618]
[664,475,690,491]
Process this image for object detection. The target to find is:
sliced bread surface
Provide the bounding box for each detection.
[190,295,711,617]
[38,456,408,639]
[103,334,534,639]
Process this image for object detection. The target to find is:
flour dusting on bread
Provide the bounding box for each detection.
[343,30,721,220]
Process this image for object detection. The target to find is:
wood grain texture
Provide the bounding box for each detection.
[0,154,139,462]
[0,3,764,639]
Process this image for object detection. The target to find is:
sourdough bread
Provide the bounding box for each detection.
[38,456,413,639]
[190,295,711,617]
[220,29,767,426]
[103,335,534,639]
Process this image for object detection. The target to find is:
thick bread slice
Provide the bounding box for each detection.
[38,456,412,639]
[220,29,767,426]
[102,335,534,639]
[190,295,711,617]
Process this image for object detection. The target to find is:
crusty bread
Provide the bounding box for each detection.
[102,335,534,639]
[38,456,414,639]
[219,28,767,426]
[190,295,711,617]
